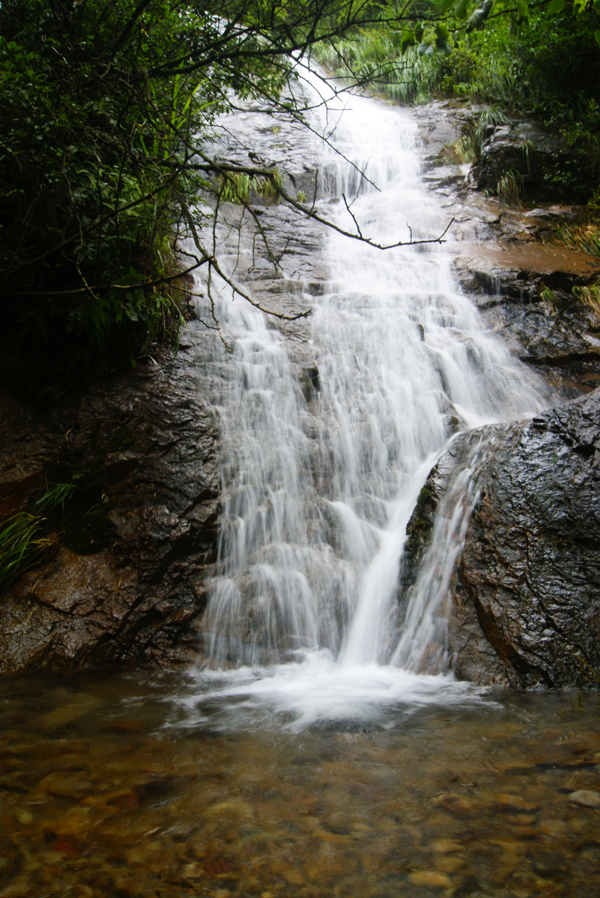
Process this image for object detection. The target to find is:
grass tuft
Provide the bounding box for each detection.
[0,513,52,592]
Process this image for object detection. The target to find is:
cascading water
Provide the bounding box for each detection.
[185,73,551,730]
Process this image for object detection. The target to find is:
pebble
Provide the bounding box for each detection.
[431,838,462,854]
[568,790,600,808]
[409,870,453,889]
[16,810,33,825]
[496,794,539,813]
[431,793,473,814]
[181,862,205,880]
[210,800,254,820]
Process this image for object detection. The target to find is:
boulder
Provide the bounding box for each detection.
[404,389,600,688]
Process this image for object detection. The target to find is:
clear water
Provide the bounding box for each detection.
[191,73,551,728]
[1,673,600,898]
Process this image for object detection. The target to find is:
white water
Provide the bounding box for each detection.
[188,75,550,730]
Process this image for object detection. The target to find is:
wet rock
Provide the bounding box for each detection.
[399,429,510,686]
[473,121,589,204]
[412,388,600,688]
[455,250,600,396]
[399,431,479,600]
[0,322,219,673]
[456,389,600,687]
[412,101,600,396]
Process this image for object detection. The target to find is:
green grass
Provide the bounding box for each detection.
[315,35,441,105]
[0,483,76,593]
[0,513,51,592]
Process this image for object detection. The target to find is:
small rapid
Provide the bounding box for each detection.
[188,72,551,730]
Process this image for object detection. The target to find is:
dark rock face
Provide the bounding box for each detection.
[466,260,600,396]
[0,322,219,673]
[410,389,600,688]
[474,121,585,203]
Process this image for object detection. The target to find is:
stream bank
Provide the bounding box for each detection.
[412,100,600,397]
[400,100,600,689]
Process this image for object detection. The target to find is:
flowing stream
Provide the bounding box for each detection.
[189,73,551,731]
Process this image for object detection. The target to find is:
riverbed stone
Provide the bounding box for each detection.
[568,790,600,808]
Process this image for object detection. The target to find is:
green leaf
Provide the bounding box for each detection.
[595,29,600,48]
[400,30,416,53]
[517,0,529,19]
[435,23,451,52]
[454,0,470,19]
[546,0,566,13]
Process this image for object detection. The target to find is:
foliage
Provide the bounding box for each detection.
[0,513,51,592]
[315,30,442,104]
[572,281,600,312]
[496,169,522,206]
[443,107,508,163]
[219,170,283,204]
[3,0,599,397]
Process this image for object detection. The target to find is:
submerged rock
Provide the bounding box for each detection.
[408,388,600,688]
[0,322,219,673]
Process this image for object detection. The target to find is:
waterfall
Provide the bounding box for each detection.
[187,73,550,729]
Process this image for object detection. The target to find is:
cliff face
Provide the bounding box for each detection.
[401,101,599,688]
[0,323,219,672]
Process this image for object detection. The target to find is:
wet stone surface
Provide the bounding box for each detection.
[1,674,600,898]
[0,325,220,673]
[406,388,600,690]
